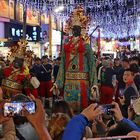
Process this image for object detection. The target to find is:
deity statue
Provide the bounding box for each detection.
[1,39,38,98]
[54,6,97,112]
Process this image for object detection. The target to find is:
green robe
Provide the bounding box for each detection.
[55,38,97,111]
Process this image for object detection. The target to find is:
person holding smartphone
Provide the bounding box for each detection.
[0,87,52,140]
[25,98,52,140]
[0,87,16,140]
[62,103,103,140]
[119,68,139,118]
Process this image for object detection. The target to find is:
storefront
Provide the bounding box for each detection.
[0,42,10,58]
[40,24,49,57]
[28,42,41,58]
[41,29,61,58]
[0,20,9,58]
[5,22,41,57]
[52,29,61,58]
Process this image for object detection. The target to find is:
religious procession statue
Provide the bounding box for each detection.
[54,5,98,112]
[1,39,39,99]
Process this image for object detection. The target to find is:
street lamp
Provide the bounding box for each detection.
[54,5,65,52]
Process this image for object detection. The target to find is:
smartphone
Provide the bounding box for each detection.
[4,102,35,117]
[119,89,124,97]
[101,104,115,115]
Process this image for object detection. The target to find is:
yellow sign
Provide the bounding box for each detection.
[16,3,23,22]
[0,0,9,18]
[9,0,14,19]
[26,8,39,25]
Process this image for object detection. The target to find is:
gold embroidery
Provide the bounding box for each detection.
[66,72,89,80]
[2,79,22,91]
[78,93,81,97]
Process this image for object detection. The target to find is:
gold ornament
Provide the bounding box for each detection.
[64,5,90,35]
[8,39,34,67]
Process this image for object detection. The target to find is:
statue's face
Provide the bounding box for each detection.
[13,57,24,69]
[72,25,81,37]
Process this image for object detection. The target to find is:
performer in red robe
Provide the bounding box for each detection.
[1,39,38,99]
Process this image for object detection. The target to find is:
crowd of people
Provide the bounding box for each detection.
[0,53,140,140]
[0,4,140,140]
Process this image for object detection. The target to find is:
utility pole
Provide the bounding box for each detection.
[23,0,27,39]
[97,28,101,60]
[89,25,99,47]
[49,14,52,58]
[60,21,63,51]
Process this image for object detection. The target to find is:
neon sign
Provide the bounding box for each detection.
[5,23,40,42]
[11,26,38,41]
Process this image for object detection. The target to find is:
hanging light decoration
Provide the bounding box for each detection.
[17,0,140,39]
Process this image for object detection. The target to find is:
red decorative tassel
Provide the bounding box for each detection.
[64,36,85,71]
[64,36,73,71]
[80,81,88,108]
[78,37,84,72]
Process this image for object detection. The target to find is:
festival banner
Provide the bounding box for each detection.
[41,24,49,43]
[26,8,39,25]
[9,0,14,19]
[16,3,23,22]
[0,0,9,18]
[41,13,46,24]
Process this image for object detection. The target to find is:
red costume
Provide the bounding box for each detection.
[1,39,38,98]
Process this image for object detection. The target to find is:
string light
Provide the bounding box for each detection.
[17,0,140,39]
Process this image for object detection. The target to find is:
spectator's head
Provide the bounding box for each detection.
[130,56,139,65]
[130,63,140,74]
[48,113,70,140]
[49,99,72,140]
[114,58,120,67]
[123,68,134,83]
[52,101,73,118]
[41,56,47,64]
[13,116,28,125]
[52,59,57,65]
[34,57,41,65]
[102,57,112,68]
[57,57,61,65]
[122,58,129,69]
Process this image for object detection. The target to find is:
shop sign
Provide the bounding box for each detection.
[0,42,5,47]
[41,24,49,43]
[0,22,5,39]
[5,23,41,42]
[11,26,38,41]
[52,30,61,45]
[9,0,14,19]
[0,41,16,47]
[41,14,48,24]
[16,3,23,22]
[26,8,39,25]
[0,0,9,18]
